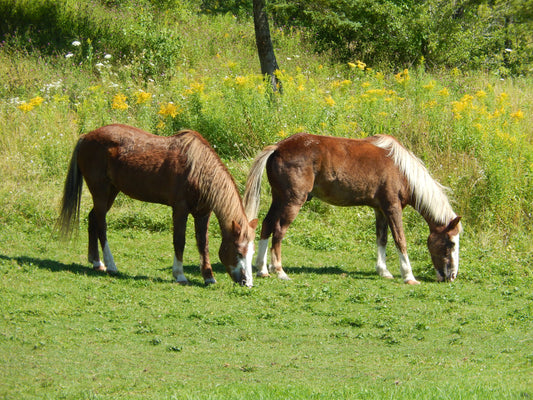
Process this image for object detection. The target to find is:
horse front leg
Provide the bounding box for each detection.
[172,207,189,284]
[385,207,420,285]
[194,213,215,285]
[375,209,393,279]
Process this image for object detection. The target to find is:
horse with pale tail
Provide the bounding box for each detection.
[57,124,257,286]
[243,132,462,284]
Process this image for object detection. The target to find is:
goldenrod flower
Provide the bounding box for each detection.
[29,96,44,107]
[18,96,45,112]
[112,94,129,110]
[158,102,180,118]
[235,76,248,86]
[511,110,524,120]
[135,91,152,104]
[438,88,450,97]
[18,102,34,112]
[423,81,436,90]
[475,90,487,99]
[324,96,336,107]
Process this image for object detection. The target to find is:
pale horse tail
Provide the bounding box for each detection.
[243,145,278,221]
[56,139,84,238]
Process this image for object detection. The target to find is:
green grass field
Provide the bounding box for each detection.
[1,191,532,399]
[1,1,532,398]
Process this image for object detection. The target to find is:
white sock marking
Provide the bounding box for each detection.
[103,241,117,272]
[255,239,269,276]
[172,256,188,283]
[376,244,393,278]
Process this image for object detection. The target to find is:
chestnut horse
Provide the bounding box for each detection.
[58,124,257,286]
[244,132,462,284]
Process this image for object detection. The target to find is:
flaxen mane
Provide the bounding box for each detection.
[177,130,246,221]
[370,135,456,226]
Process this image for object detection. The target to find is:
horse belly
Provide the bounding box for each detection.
[109,155,185,206]
[312,178,377,207]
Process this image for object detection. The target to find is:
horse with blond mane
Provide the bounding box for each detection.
[58,124,257,286]
[244,132,462,284]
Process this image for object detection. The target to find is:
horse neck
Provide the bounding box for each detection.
[212,187,248,237]
[417,203,456,232]
[181,131,248,235]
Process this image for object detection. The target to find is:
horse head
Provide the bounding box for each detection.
[219,219,258,287]
[427,216,462,282]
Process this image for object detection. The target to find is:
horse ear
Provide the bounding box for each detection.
[249,219,258,230]
[445,216,462,232]
[232,221,242,237]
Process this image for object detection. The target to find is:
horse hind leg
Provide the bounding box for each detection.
[87,187,119,274]
[375,209,393,279]
[172,207,189,284]
[268,198,306,280]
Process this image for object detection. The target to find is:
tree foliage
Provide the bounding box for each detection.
[267,0,532,75]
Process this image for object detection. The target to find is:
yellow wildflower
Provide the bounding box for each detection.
[510,110,524,120]
[438,88,450,97]
[475,90,487,99]
[423,81,436,90]
[158,102,180,118]
[135,91,152,104]
[112,93,129,110]
[356,60,366,70]
[18,102,34,112]
[348,62,356,69]
[394,69,410,84]
[324,96,336,107]
[29,96,44,107]
[18,96,45,112]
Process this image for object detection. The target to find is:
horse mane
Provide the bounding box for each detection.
[176,130,246,223]
[370,135,456,226]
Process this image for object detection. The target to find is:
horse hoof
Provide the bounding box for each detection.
[405,279,420,285]
[204,278,217,285]
[93,264,107,273]
[176,280,189,286]
[256,272,271,278]
[278,274,291,281]
[106,269,119,276]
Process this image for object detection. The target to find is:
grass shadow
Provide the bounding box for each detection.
[284,264,377,280]
[0,254,211,286]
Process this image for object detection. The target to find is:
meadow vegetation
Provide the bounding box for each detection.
[0,0,532,398]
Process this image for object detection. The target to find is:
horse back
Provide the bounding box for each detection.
[269,133,409,207]
[77,124,190,205]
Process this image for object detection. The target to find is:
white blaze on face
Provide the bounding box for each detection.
[450,233,460,281]
[232,242,255,287]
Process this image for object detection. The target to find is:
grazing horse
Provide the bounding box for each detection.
[243,132,462,284]
[58,124,257,286]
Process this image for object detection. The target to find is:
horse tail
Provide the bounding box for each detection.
[57,139,84,238]
[371,135,454,225]
[243,145,278,220]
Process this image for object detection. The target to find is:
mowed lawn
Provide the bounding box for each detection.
[1,199,531,399]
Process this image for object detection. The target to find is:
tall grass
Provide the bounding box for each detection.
[0,0,532,238]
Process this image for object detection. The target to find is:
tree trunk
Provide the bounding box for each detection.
[253,0,282,93]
